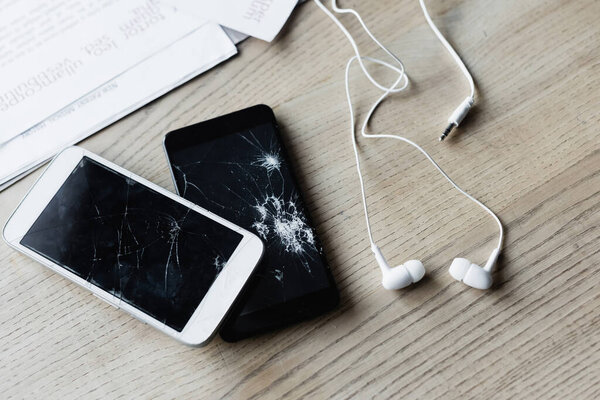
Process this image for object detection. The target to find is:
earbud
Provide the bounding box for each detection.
[372,245,425,290]
[448,248,500,290]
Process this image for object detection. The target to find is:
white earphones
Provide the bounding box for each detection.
[449,248,500,290]
[373,245,425,289]
[314,0,504,290]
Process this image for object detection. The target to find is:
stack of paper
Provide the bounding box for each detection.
[0,0,301,191]
[0,0,234,190]
[193,0,299,41]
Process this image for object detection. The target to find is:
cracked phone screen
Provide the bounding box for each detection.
[19,157,243,332]
[168,123,332,317]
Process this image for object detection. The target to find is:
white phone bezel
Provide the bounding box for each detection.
[2,146,264,346]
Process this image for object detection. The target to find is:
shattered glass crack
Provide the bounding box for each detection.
[170,123,331,314]
[19,156,244,331]
[252,194,316,255]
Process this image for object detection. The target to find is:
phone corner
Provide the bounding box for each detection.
[161,134,173,164]
[2,205,21,248]
[247,232,266,262]
[56,145,85,159]
[163,124,187,149]
[177,329,215,348]
[254,104,275,118]
[1,218,12,247]
[162,129,173,147]
[178,337,208,348]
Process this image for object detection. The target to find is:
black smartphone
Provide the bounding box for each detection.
[163,105,339,341]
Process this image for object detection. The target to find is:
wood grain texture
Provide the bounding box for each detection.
[1,0,599,398]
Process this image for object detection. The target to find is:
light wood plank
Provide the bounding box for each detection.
[1,0,599,398]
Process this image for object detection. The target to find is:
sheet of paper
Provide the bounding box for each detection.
[223,27,251,44]
[0,0,217,145]
[179,0,298,42]
[221,0,306,44]
[0,23,237,191]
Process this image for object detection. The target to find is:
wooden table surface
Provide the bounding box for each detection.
[1,0,599,399]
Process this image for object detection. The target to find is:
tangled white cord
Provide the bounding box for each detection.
[313,0,504,262]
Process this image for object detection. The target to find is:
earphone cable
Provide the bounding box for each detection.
[313,0,409,93]
[314,0,504,259]
[418,0,475,99]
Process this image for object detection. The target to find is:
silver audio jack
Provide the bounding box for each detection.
[440,96,474,141]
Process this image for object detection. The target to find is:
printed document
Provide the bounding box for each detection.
[0,0,237,189]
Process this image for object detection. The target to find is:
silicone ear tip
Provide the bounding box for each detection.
[463,266,493,290]
[404,260,425,283]
[381,266,412,290]
[449,258,471,281]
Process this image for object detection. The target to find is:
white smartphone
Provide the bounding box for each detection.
[3,147,264,346]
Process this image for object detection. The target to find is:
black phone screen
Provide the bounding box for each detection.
[165,105,338,340]
[20,156,243,332]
